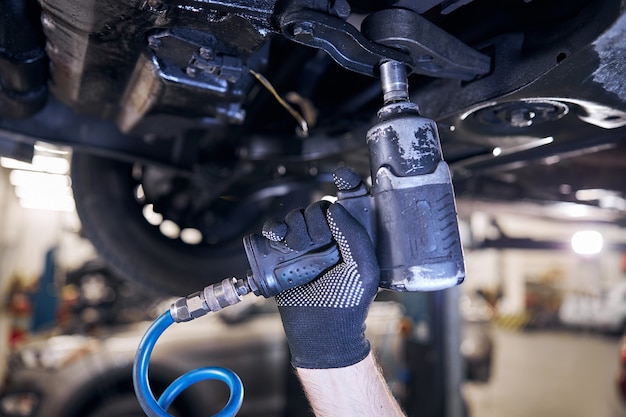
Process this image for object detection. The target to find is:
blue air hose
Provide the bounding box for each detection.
[133,311,244,417]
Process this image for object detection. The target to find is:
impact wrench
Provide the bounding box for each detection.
[134,59,467,417]
[169,60,466,323]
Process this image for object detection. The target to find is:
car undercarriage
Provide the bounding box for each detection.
[1,0,625,295]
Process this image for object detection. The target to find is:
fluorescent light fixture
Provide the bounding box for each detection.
[571,230,603,255]
[0,157,33,171]
[575,188,626,210]
[1,155,69,174]
[34,142,69,155]
[13,185,73,199]
[9,170,71,188]
[32,155,70,174]
[8,169,74,212]
[550,202,591,218]
[18,195,75,212]
[598,194,626,211]
[576,188,618,201]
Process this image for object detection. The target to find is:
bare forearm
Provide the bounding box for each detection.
[296,351,406,417]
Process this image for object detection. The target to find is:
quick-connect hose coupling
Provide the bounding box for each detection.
[170,277,251,323]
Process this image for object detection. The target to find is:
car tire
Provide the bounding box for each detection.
[84,394,151,417]
[71,152,314,295]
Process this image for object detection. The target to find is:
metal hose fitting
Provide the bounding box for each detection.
[170,277,251,322]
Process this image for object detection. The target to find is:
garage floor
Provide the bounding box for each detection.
[463,328,626,417]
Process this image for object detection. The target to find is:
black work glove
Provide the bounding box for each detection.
[263,200,380,369]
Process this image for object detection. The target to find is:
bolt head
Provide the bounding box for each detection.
[199,47,213,60]
[293,22,314,38]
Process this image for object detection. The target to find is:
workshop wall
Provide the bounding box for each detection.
[463,210,625,318]
[0,168,21,284]
[0,166,97,379]
[0,166,95,286]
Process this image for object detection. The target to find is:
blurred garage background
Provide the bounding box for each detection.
[0,149,626,417]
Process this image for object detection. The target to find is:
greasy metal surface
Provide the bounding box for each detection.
[280,7,490,80]
[368,104,442,176]
[0,0,48,117]
[280,9,411,77]
[592,12,626,101]
[1,0,623,204]
[362,8,490,80]
[412,0,623,121]
[38,0,276,132]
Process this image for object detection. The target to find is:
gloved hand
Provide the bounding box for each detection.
[262,199,380,369]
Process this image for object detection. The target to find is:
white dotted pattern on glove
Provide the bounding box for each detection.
[333,173,352,191]
[262,230,282,242]
[275,211,365,308]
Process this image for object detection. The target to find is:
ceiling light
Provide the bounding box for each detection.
[1,155,69,174]
[571,230,603,255]
[576,188,618,201]
[34,142,69,155]
[9,170,70,189]
[18,195,75,212]
[8,169,74,212]
[32,155,70,174]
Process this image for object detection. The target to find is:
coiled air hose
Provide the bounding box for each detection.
[133,255,328,415]
[133,310,244,417]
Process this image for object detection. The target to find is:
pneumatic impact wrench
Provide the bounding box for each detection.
[170,60,465,322]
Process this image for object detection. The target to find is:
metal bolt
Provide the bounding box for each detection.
[508,108,536,127]
[186,66,198,77]
[293,22,314,38]
[328,0,351,19]
[148,36,162,50]
[147,0,164,9]
[199,47,213,60]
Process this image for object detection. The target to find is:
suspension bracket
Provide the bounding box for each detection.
[280,7,491,80]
